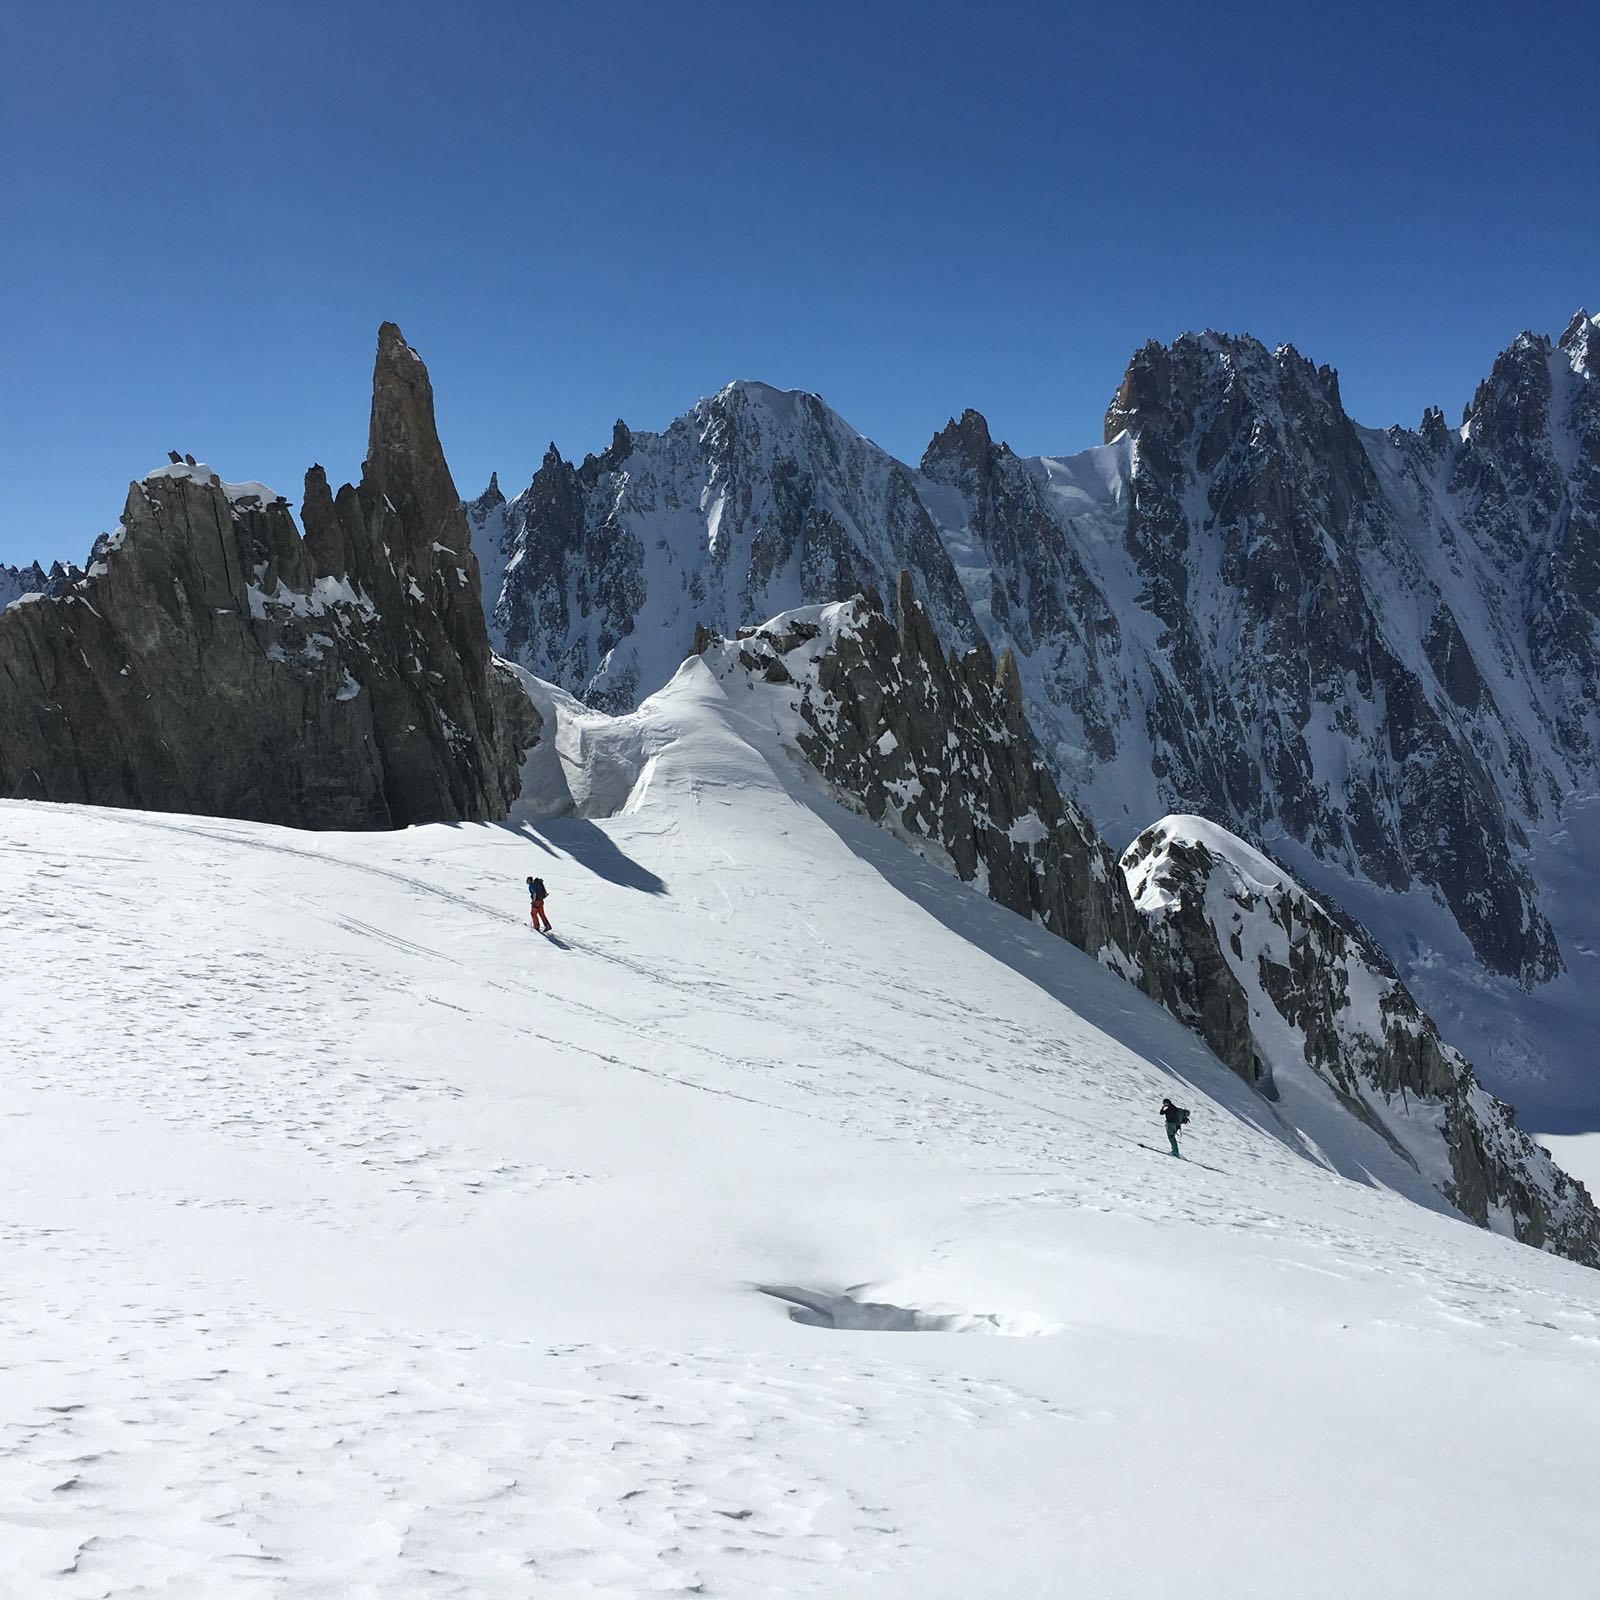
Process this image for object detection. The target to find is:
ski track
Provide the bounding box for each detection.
[5,780,1600,1597]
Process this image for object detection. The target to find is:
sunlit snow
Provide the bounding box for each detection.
[3,661,1597,1597]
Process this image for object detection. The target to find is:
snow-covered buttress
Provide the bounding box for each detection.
[1123,817,1599,1263]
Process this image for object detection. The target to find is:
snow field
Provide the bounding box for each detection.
[3,660,1600,1597]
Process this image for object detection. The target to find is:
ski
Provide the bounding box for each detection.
[1135,1141,1225,1174]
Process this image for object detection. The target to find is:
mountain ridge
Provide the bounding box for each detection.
[683,584,1599,1261]
[467,309,1600,1119]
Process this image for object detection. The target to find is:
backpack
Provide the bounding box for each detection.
[531,878,547,900]
[1175,1107,1190,1126]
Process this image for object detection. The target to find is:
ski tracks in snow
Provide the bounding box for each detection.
[7,801,1600,1597]
[3,1277,1070,1597]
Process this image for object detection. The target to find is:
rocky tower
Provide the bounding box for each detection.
[0,324,536,827]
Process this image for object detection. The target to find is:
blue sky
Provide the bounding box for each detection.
[2,0,1594,566]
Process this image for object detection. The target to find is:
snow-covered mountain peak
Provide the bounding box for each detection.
[1558,306,1599,374]
[710,376,820,413]
[476,372,976,714]
[142,458,286,507]
[1126,814,1291,910]
[687,379,871,469]
[470,309,1600,1121]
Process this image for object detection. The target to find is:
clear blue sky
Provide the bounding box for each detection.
[2,0,1594,566]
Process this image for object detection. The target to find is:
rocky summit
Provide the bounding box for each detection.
[0,325,535,828]
[468,311,1600,1116]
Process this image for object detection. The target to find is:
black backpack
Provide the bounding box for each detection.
[531,878,547,899]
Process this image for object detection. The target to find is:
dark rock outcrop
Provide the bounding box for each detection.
[701,581,1600,1265]
[0,324,536,827]
[1122,818,1600,1264]
[699,576,1147,973]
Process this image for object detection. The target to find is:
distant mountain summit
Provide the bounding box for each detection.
[466,379,979,714]
[470,311,1600,1115]
[0,558,78,609]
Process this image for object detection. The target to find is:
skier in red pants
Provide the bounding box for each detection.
[527,876,552,932]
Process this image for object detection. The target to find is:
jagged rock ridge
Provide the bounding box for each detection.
[695,582,1599,1264]
[0,560,79,611]
[694,574,1145,971]
[1123,817,1599,1263]
[470,311,1600,1109]
[0,325,535,827]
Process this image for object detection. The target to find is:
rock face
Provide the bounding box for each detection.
[0,325,535,826]
[695,576,1145,972]
[1086,329,1570,989]
[474,382,980,714]
[1122,818,1600,1264]
[699,582,1600,1264]
[470,311,1600,1111]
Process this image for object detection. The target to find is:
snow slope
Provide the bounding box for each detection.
[472,316,1600,1123]
[4,661,1600,1598]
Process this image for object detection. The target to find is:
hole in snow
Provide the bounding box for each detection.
[757,1284,1049,1336]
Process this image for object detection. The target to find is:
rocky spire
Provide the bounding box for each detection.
[1419,404,1452,452]
[363,322,462,543]
[468,471,505,515]
[0,324,536,826]
[921,408,996,481]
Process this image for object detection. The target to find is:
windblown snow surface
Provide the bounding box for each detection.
[4,659,1599,1598]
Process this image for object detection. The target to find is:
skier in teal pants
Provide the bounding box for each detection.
[1160,1098,1190,1157]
